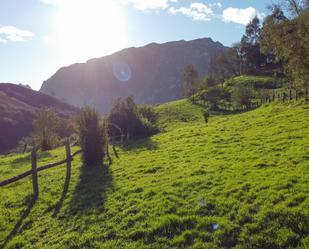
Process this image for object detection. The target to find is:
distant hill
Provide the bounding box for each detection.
[40,38,227,113]
[0,83,78,154]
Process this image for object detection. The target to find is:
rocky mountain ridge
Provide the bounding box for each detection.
[40,38,227,113]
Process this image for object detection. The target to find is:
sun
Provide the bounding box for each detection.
[51,0,127,65]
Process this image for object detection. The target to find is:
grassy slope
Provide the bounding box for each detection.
[224,75,284,89]
[0,100,309,249]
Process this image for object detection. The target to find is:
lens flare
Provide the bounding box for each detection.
[112,61,132,82]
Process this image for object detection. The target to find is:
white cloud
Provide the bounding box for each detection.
[169,2,213,21]
[40,0,53,3]
[210,2,222,9]
[222,7,262,25]
[41,0,178,11]
[0,26,34,43]
[39,0,60,4]
[121,0,177,10]
[0,37,7,43]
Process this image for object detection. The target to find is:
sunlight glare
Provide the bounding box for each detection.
[52,0,127,65]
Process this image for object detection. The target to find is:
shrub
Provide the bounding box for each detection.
[108,97,157,141]
[77,107,107,167]
[138,105,158,124]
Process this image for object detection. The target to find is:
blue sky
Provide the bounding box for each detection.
[0,0,272,90]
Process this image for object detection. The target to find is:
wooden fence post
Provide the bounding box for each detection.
[31,148,39,198]
[65,140,71,180]
[295,90,298,101]
[289,89,293,101]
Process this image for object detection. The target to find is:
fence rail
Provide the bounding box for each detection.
[0,140,82,198]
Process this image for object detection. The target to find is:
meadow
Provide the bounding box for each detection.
[0,100,308,249]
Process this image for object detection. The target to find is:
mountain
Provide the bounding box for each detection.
[40,38,226,113]
[0,83,78,154]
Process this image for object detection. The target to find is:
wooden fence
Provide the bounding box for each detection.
[197,86,308,111]
[260,87,308,104]
[0,140,82,198]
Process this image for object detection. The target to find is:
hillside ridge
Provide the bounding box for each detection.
[0,83,78,153]
[40,37,227,113]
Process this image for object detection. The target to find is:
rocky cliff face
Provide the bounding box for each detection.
[40,38,226,113]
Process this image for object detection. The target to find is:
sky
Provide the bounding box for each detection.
[0,0,273,90]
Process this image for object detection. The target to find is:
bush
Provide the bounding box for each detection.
[138,105,158,124]
[108,97,157,141]
[77,107,107,167]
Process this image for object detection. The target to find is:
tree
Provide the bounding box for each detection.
[182,64,198,103]
[232,86,252,109]
[209,45,242,81]
[280,0,309,16]
[33,107,59,151]
[77,107,107,167]
[239,16,270,74]
[58,118,76,138]
[261,4,309,89]
[209,16,280,78]
[200,75,217,90]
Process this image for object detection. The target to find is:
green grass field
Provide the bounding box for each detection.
[0,100,308,249]
[224,75,284,89]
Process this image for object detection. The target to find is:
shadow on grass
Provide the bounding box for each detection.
[192,101,262,116]
[1,195,37,248]
[11,151,52,167]
[212,105,261,116]
[192,102,208,108]
[122,138,159,152]
[65,163,114,216]
[52,167,71,217]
